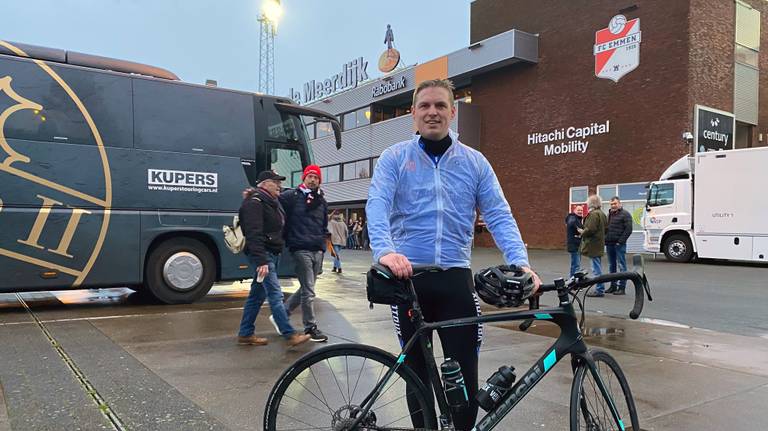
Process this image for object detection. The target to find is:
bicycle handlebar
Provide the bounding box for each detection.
[538,270,650,319]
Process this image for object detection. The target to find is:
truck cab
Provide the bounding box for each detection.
[643,174,695,262]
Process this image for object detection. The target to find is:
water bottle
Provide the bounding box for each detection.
[440,359,468,409]
[476,366,516,411]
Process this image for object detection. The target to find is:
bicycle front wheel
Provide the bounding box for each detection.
[570,349,639,431]
[264,343,438,431]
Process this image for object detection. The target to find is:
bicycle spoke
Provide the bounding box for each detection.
[326,358,350,406]
[349,357,368,402]
[287,371,335,415]
[280,392,335,418]
[309,365,334,414]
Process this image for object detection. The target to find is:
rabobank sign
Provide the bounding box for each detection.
[527,120,610,156]
[372,75,407,98]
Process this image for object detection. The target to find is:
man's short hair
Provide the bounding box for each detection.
[412,79,455,107]
[611,196,621,202]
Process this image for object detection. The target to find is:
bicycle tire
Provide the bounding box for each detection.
[264,343,438,431]
[570,349,639,431]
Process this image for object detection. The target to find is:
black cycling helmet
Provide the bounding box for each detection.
[474,265,534,308]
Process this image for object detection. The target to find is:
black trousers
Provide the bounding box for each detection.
[390,268,483,431]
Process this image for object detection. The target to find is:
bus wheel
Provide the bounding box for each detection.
[144,238,216,304]
[663,234,694,263]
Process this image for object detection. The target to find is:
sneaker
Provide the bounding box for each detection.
[268,315,281,335]
[332,267,337,273]
[306,326,328,343]
[586,291,605,298]
[286,333,311,347]
[605,285,618,294]
[612,288,626,295]
[337,268,342,274]
[237,335,268,346]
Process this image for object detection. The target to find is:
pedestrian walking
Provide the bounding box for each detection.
[361,219,370,250]
[581,194,608,297]
[366,78,540,430]
[353,220,363,249]
[347,219,357,249]
[278,165,330,343]
[328,212,348,273]
[236,170,310,347]
[565,205,584,277]
[605,197,633,295]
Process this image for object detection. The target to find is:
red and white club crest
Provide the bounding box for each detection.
[594,15,641,82]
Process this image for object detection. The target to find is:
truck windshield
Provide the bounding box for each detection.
[647,183,674,207]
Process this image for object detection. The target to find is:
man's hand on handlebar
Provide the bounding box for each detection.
[521,266,542,296]
[379,253,413,279]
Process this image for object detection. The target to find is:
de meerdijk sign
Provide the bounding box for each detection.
[289,57,368,104]
[527,120,610,156]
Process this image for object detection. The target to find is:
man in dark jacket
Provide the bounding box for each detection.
[565,205,584,277]
[237,171,310,347]
[278,165,329,342]
[605,196,633,295]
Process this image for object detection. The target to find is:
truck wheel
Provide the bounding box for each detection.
[663,234,694,263]
[144,238,216,304]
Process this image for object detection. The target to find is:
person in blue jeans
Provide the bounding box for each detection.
[565,205,584,277]
[327,212,348,273]
[581,194,608,297]
[605,197,633,295]
[236,170,310,347]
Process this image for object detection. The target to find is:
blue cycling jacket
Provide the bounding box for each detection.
[366,130,529,269]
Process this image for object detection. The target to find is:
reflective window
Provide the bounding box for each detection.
[305,122,316,139]
[647,183,674,207]
[357,108,371,127]
[343,159,369,180]
[371,157,379,175]
[618,183,649,201]
[735,44,759,68]
[269,146,304,188]
[597,185,617,203]
[343,111,357,130]
[322,165,340,183]
[134,79,255,156]
[1,57,133,148]
[569,186,588,203]
[316,121,333,138]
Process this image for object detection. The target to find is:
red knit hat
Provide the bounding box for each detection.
[302,165,322,183]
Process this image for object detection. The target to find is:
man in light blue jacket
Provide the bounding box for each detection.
[366,79,540,430]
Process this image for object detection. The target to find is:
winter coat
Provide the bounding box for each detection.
[606,208,633,245]
[366,129,529,268]
[239,188,285,266]
[328,218,348,246]
[565,213,584,253]
[580,209,607,258]
[279,187,328,252]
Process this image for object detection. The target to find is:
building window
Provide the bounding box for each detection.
[342,106,372,130]
[321,165,341,183]
[371,156,379,175]
[343,159,370,180]
[736,1,760,52]
[569,186,588,204]
[316,121,333,138]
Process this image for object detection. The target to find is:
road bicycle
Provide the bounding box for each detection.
[264,255,652,430]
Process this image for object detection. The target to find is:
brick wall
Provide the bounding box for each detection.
[470,0,695,248]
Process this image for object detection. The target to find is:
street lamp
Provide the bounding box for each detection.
[258,0,282,94]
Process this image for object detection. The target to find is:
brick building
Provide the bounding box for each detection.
[302,0,766,250]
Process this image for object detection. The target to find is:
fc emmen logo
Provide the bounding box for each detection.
[594,15,642,82]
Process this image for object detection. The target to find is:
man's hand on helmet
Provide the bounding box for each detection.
[520,266,541,296]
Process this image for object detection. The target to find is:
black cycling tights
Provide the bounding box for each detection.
[390,267,483,431]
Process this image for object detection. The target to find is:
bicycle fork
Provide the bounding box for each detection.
[575,355,627,431]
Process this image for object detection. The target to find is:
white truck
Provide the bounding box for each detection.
[643,146,768,263]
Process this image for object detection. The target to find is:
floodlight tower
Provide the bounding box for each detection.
[258,0,282,94]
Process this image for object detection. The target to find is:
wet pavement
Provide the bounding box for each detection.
[1,248,767,430]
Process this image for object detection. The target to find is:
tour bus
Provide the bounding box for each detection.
[0,40,341,303]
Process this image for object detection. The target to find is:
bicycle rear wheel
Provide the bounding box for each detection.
[264,343,438,431]
[570,349,639,431]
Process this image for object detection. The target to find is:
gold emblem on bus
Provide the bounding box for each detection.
[0,40,112,287]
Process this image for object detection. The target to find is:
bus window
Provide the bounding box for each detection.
[270,146,305,188]
[133,79,255,157]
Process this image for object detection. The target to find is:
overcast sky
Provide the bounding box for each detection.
[2,0,471,97]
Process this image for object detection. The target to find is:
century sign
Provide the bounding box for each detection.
[289,57,369,104]
[528,120,611,156]
[694,105,735,152]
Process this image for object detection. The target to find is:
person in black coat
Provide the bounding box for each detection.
[605,197,634,295]
[236,171,310,347]
[278,165,329,342]
[565,205,584,277]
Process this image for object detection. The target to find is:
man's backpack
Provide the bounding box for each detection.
[222,215,245,254]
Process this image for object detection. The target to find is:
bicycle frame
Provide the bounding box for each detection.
[352,275,636,431]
